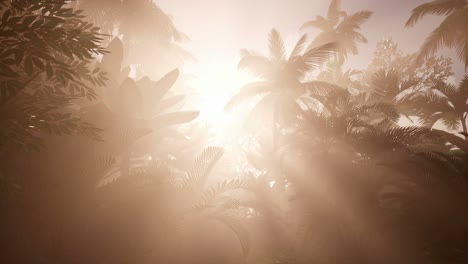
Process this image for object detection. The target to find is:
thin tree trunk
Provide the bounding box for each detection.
[461,113,468,140]
[273,97,280,151]
[121,148,130,177]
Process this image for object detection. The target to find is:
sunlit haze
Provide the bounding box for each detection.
[2,1,468,263]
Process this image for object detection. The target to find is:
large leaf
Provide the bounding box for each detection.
[152,69,179,103]
[100,37,123,77]
[154,95,185,114]
[118,77,143,117]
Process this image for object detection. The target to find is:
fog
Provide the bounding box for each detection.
[1,0,468,263]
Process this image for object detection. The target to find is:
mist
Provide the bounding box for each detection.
[1,0,468,263]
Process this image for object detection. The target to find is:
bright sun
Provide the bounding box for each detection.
[184,61,251,122]
[182,60,253,144]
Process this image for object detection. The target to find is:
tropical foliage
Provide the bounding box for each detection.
[1,0,468,264]
[406,0,468,68]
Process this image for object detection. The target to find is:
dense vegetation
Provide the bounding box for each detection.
[1,0,467,263]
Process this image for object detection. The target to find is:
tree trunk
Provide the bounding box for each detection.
[461,114,468,140]
[272,97,281,151]
[121,149,130,177]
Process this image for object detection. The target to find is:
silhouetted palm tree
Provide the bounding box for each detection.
[225,29,339,149]
[406,0,468,69]
[401,75,468,138]
[301,0,372,64]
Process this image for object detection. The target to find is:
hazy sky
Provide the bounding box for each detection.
[157,0,462,73]
[155,0,463,127]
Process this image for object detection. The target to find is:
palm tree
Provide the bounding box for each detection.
[225,29,339,149]
[301,0,373,64]
[317,59,363,91]
[401,75,468,139]
[406,0,468,69]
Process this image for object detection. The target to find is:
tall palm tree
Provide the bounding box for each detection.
[406,0,468,69]
[225,29,340,149]
[301,0,373,64]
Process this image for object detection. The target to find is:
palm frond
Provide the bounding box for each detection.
[352,103,400,122]
[384,126,443,146]
[194,178,252,210]
[338,10,373,33]
[183,147,224,189]
[224,82,271,111]
[432,128,468,151]
[440,110,462,130]
[327,0,342,24]
[290,34,308,58]
[300,16,330,31]
[303,80,343,97]
[416,12,461,63]
[238,52,271,77]
[405,0,466,27]
[269,29,286,60]
[302,41,337,69]
[211,212,251,257]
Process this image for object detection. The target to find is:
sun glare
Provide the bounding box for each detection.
[183,60,253,143]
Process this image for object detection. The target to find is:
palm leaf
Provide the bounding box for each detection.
[224,82,271,111]
[384,126,443,146]
[415,12,461,64]
[238,52,271,77]
[211,212,251,257]
[352,103,400,122]
[337,10,373,33]
[302,41,337,69]
[301,16,330,31]
[327,0,342,24]
[269,28,286,60]
[405,0,466,27]
[290,34,308,58]
[183,147,224,189]
[303,80,343,97]
[195,178,252,210]
[433,128,468,151]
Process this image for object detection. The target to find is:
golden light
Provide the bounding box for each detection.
[183,60,253,144]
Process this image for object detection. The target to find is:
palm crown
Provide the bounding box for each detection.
[301,0,372,64]
[406,0,468,69]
